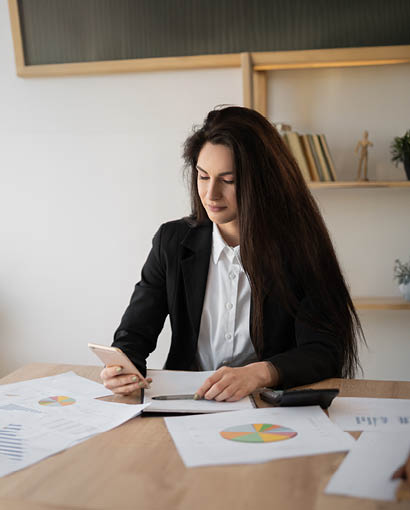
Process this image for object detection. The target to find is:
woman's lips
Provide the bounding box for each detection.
[207,205,226,212]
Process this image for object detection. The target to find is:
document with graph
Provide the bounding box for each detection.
[0,372,149,477]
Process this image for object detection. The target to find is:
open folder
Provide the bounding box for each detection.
[144,369,255,413]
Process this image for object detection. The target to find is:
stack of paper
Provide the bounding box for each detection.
[0,372,148,477]
[145,369,254,413]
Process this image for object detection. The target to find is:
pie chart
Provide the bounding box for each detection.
[38,396,76,406]
[220,423,297,443]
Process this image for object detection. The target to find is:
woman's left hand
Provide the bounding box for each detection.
[195,362,278,402]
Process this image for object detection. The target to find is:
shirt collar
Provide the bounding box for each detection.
[212,223,241,265]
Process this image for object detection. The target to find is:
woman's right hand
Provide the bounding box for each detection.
[100,366,152,395]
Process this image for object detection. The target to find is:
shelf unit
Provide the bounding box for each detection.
[240,47,410,192]
[240,46,410,311]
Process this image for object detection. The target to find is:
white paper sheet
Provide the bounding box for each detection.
[164,406,354,467]
[328,397,410,431]
[0,398,149,477]
[0,371,113,400]
[0,373,149,478]
[145,369,254,413]
[325,431,410,501]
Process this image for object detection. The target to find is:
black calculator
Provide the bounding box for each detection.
[259,388,339,409]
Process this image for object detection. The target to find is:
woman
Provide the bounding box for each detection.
[101,106,364,401]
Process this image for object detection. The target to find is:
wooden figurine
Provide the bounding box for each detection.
[355,130,373,181]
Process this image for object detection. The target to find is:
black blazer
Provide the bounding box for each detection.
[113,218,342,389]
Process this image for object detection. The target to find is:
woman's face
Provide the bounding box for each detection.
[196,142,238,229]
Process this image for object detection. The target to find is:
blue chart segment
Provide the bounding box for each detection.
[0,424,24,461]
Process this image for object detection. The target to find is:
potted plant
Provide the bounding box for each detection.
[391,130,410,180]
[394,258,410,302]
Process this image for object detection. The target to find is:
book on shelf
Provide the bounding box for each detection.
[283,131,337,182]
[319,134,337,181]
[300,135,320,181]
[306,134,325,181]
[312,134,332,181]
[283,132,312,182]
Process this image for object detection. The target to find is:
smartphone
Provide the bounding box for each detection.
[88,342,147,380]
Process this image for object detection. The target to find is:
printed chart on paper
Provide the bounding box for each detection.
[220,423,297,443]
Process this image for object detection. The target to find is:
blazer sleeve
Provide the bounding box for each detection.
[112,225,169,376]
[265,295,344,389]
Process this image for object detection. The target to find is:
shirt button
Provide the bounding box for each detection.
[225,333,232,341]
[229,271,236,280]
[226,302,233,310]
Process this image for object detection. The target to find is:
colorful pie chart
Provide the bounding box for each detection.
[220,423,297,443]
[38,396,76,407]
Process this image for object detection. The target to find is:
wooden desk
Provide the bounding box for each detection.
[0,363,409,510]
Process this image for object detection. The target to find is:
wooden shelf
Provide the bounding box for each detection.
[308,181,410,189]
[252,46,410,72]
[246,46,410,117]
[353,297,410,310]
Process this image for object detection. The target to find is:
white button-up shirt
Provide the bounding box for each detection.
[196,224,258,371]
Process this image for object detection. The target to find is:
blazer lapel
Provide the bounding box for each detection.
[180,222,212,340]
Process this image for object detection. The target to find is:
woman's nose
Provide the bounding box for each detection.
[207,179,221,200]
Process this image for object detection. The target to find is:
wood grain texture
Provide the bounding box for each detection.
[252,45,410,70]
[241,52,253,109]
[15,53,241,78]
[0,364,409,510]
[253,70,267,116]
[353,297,410,310]
[7,0,25,74]
[309,181,410,189]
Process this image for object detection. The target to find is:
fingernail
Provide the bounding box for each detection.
[193,393,200,400]
[131,376,137,382]
[116,367,122,373]
[138,381,144,387]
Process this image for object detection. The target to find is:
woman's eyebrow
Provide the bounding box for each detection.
[196,165,233,176]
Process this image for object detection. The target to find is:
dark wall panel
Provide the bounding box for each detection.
[18,0,410,66]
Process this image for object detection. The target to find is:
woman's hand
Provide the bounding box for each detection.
[392,452,410,484]
[100,366,152,396]
[195,362,279,402]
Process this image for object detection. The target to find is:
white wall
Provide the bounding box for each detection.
[0,3,242,374]
[1,2,409,380]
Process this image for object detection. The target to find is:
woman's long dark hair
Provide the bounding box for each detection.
[183,106,364,378]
